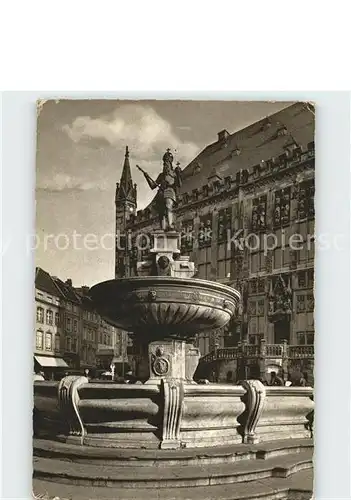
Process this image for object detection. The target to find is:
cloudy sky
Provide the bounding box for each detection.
[36,99,290,286]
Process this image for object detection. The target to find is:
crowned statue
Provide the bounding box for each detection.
[136,149,182,231]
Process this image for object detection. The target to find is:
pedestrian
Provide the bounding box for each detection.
[299,372,308,386]
[269,371,284,386]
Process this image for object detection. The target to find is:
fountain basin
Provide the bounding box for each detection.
[90,277,240,339]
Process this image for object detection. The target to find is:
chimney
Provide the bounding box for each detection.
[65,278,72,287]
[217,129,229,143]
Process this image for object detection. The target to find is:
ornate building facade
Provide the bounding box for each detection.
[115,103,315,362]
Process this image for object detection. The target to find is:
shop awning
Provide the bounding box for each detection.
[34,355,68,368]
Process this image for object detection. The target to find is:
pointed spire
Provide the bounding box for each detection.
[116,145,136,205]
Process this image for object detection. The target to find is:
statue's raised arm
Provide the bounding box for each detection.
[136,165,158,190]
[136,149,182,232]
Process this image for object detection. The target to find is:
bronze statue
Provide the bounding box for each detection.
[136,149,182,231]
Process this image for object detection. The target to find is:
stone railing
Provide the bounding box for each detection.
[200,342,314,363]
[34,377,314,449]
[217,347,238,359]
[265,344,284,357]
[242,344,260,357]
[289,345,314,359]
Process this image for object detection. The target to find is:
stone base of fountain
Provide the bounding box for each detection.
[33,377,314,498]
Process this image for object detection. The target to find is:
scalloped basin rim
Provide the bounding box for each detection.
[89,277,241,336]
[90,277,241,299]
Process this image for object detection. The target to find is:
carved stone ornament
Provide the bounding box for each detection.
[152,356,170,376]
[239,379,266,444]
[160,379,184,449]
[58,375,89,444]
[148,289,157,301]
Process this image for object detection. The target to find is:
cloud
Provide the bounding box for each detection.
[36,173,109,193]
[62,104,199,166]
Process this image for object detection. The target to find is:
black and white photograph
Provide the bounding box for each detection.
[33,99,315,500]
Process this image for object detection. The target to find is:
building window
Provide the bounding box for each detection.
[248,299,265,317]
[217,208,232,243]
[297,271,307,288]
[55,311,60,326]
[306,293,314,312]
[249,234,266,273]
[274,187,291,226]
[45,332,52,350]
[296,295,306,313]
[66,317,71,332]
[66,336,72,352]
[36,307,44,323]
[72,338,77,353]
[180,220,194,252]
[295,219,315,264]
[73,320,78,333]
[46,309,53,325]
[298,180,315,219]
[297,331,314,345]
[217,242,231,279]
[198,215,212,248]
[248,299,265,343]
[36,330,43,349]
[251,196,267,231]
[55,334,60,351]
[249,334,264,345]
[197,246,212,279]
[249,278,265,294]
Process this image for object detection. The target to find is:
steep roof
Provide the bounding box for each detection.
[52,277,81,304]
[179,102,315,193]
[116,146,136,204]
[35,267,60,297]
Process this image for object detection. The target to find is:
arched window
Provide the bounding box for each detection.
[36,307,44,323]
[36,330,43,349]
[55,334,60,352]
[46,309,53,325]
[45,332,52,350]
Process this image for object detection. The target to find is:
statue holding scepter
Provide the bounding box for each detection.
[136,149,182,231]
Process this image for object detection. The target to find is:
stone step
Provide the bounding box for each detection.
[33,468,313,500]
[33,451,313,488]
[33,438,314,467]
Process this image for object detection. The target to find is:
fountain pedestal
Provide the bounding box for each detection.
[133,230,199,383]
[145,339,200,385]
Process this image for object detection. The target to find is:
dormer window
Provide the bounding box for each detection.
[217,129,229,142]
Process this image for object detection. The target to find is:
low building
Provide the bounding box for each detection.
[34,268,68,378]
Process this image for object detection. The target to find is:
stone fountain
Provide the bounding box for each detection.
[33,150,315,499]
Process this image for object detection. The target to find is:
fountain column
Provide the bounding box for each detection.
[134,230,200,384]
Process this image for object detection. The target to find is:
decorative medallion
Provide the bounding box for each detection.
[152,357,170,376]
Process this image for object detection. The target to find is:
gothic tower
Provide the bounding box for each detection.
[115,146,137,278]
